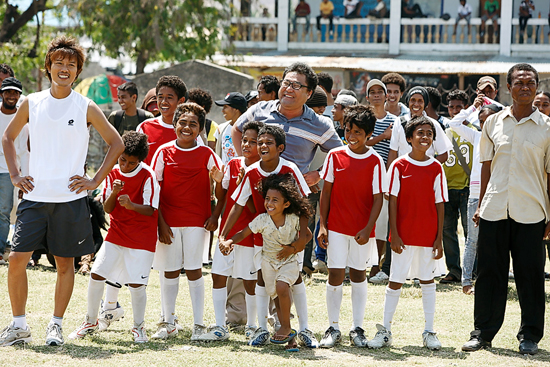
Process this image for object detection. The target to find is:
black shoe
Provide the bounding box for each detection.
[439,274,460,284]
[462,335,491,351]
[519,339,538,355]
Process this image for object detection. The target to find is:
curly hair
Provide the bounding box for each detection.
[242,120,264,135]
[44,35,86,82]
[258,125,286,152]
[381,72,407,92]
[187,88,213,114]
[447,89,468,105]
[282,62,318,92]
[122,131,149,162]
[156,75,187,101]
[0,64,14,77]
[405,116,436,144]
[258,75,281,95]
[259,173,313,219]
[173,102,206,130]
[343,105,377,136]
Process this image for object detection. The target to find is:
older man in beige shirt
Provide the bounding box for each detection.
[462,64,550,355]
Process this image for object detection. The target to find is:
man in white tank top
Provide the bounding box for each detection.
[0,36,124,347]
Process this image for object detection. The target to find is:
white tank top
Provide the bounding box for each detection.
[25,89,91,203]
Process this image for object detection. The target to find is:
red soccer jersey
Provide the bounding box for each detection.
[388,155,448,247]
[231,157,311,246]
[102,163,160,252]
[137,117,176,166]
[220,157,255,248]
[320,146,386,237]
[151,141,222,228]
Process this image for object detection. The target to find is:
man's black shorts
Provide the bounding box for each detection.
[12,197,94,257]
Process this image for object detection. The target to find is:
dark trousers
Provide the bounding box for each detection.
[442,187,469,279]
[472,217,546,343]
[316,15,334,32]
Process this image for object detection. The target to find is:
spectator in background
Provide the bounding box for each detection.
[0,64,15,104]
[425,87,450,129]
[108,82,154,136]
[245,90,259,108]
[333,94,358,140]
[534,91,550,116]
[480,0,499,37]
[257,75,280,102]
[187,88,218,150]
[306,86,328,115]
[369,0,388,18]
[344,0,361,19]
[317,0,334,34]
[317,72,335,119]
[401,0,425,18]
[293,0,311,33]
[381,72,410,117]
[519,1,535,42]
[141,88,160,117]
[214,92,247,165]
[453,0,472,36]
[476,76,498,100]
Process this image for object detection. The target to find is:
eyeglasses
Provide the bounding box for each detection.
[281,80,307,91]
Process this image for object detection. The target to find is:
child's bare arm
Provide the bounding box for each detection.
[433,202,444,259]
[220,203,244,240]
[318,181,332,249]
[290,215,311,253]
[389,194,405,254]
[230,225,253,245]
[103,179,123,214]
[278,225,312,261]
[355,192,383,245]
[204,190,225,231]
[214,179,227,202]
[158,209,173,245]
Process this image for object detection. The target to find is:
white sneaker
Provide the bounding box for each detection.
[367,324,392,349]
[369,271,389,284]
[245,325,257,340]
[174,316,184,331]
[132,322,148,343]
[98,302,125,331]
[45,322,64,346]
[197,325,229,341]
[151,322,178,340]
[248,327,270,346]
[422,331,441,350]
[349,326,368,347]
[0,324,32,346]
[68,317,98,340]
[313,259,328,274]
[319,326,341,348]
[190,324,207,341]
[297,328,319,348]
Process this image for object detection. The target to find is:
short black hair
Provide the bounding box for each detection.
[187,88,213,114]
[405,116,436,144]
[317,72,333,93]
[118,82,138,98]
[242,120,264,136]
[173,102,206,131]
[425,87,441,110]
[381,72,407,92]
[447,89,468,105]
[282,62,318,92]
[343,105,377,136]
[258,125,286,152]
[259,173,313,218]
[156,75,187,100]
[258,75,281,95]
[0,64,14,77]
[122,131,149,162]
[536,90,550,100]
[507,63,539,86]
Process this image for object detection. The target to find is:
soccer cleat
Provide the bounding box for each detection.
[98,301,125,331]
[68,317,98,340]
[151,322,178,340]
[248,327,270,346]
[0,324,32,347]
[422,331,441,351]
[197,325,229,341]
[349,326,368,347]
[367,324,392,349]
[368,271,389,284]
[45,322,64,346]
[174,316,184,331]
[245,325,257,340]
[319,326,341,348]
[297,328,319,348]
[190,324,207,341]
[132,322,148,343]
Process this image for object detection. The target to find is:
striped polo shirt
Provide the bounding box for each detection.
[371,112,398,164]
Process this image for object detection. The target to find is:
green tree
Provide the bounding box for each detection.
[64,0,230,74]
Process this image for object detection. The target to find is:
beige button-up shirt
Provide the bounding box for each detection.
[479,106,550,223]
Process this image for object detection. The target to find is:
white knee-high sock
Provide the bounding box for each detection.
[103,283,120,311]
[87,278,106,322]
[350,280,368,329]
[212,287,227,327]
[129,285,147,325]
[383,287,401,331]
[188,277,205,326]
[420,283,436,332]
[292,282,309,332]
[245,292,257,328]
[163,276,180,325]
[255,285,269,330]
[158,272,166,319]
[326,283,343,331]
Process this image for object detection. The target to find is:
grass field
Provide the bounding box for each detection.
[0,261,548,367]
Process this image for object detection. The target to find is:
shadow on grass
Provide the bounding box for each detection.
[484,346,550,361]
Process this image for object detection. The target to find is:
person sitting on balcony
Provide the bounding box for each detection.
[344,0,362,19]
[453,0,472,36]
[317,0,335,34]
[480,0,499,37]
[368,0,387,18]
[293,0,311,34]
[519,1,535,36]
[401,0,425,19]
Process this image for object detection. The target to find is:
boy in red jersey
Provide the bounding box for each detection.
[220,125,316,348]
[368,116,447,351]
[68,131,160,343]
[199,121,263,342]
[150,103,223,341]
[136,76,187,165]
[317,105,386,348]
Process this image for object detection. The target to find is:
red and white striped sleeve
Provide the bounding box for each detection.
[320,152,334,183]
[151,147,166,182]
[433,163,449,203]
[372,154,387,195]
[388,161,401,198]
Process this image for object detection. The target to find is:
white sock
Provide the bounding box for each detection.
[255,285,269,330]
[292,282,309,332]
[12,315,27,329]
[163,276,180,325]
[129,285,147,325]
[212,287,227,328]
[245,292,257,328]
[103,282,120,311]
[158,272,165,319]
[50,316,63,327]
[87,277,105,322]
[350,280,368,329]
[326,283,343,331]
[188,277,205,326]
[420,283,436,332]
[383,286,401,331]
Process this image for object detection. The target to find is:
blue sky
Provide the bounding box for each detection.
[11,0,72,27]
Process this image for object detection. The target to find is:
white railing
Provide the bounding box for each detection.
[231,17,278,48]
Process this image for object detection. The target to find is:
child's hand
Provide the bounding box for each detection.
[390,236,405,254]
[432,238,443,260]
[118,194,134,210]
[204,215,219,232]
[235,167,246,186]
[219,239,234,256]
[210,165,224,184]
[112,179,124,194]
[276,244,296,261]
[354,227,371,245]
[317,225,329,249]
[158,220,174,245]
